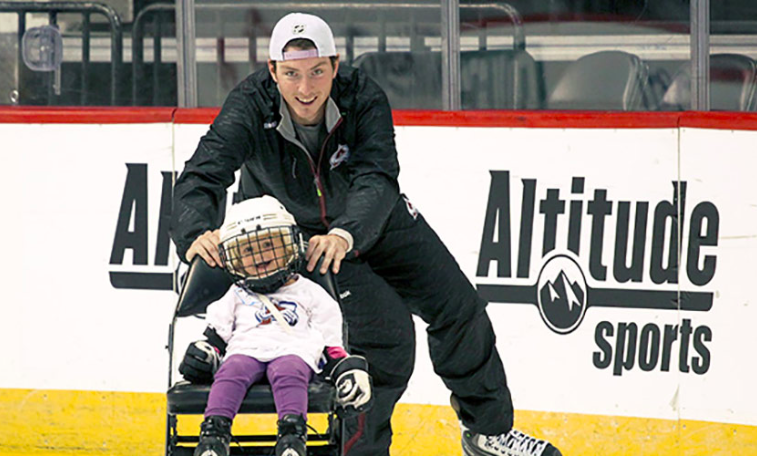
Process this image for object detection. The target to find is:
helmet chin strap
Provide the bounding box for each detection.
[256,292,294,334]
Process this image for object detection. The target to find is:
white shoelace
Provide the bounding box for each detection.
[484,430,548,456]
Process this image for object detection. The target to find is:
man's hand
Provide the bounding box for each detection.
[178,340,221,384]
[306,234,349,274]
[186,230,221,267]
[331,355,373,418]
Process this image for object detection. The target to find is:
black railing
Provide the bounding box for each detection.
[132,3,175,106]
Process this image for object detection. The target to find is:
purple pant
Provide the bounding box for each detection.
[205,354,314,420]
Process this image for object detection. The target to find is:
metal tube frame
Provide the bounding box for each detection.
[441,0,461,110]
[176,0,197,107]
[690,0,710,111]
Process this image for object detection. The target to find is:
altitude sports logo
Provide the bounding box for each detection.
[475,171,717,376]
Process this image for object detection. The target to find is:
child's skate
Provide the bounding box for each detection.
[275,414,307,456]
[194,415,232,456]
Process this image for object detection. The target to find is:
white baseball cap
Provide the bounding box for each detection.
[268,13,337,61]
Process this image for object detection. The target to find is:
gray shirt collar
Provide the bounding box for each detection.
[276,90,341,141]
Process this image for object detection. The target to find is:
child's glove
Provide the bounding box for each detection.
[330,355,373,417]
[178,326,226,384]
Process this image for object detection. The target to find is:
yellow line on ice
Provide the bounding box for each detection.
[1,388,756,455]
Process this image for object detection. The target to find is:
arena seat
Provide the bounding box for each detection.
[546,50,654,111]
[352,49,544,109]
[659,53,757,111]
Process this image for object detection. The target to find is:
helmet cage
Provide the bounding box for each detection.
[219,224,304,294]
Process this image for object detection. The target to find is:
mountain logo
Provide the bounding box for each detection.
[536,255,587,334]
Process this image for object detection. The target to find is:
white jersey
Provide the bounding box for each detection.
[205,274,344,372]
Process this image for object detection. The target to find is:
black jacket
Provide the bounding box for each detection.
[170,65,401,262]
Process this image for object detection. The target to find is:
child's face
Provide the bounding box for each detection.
[238,231,290,278]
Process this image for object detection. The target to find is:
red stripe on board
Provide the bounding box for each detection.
[173,108,220,124]
[391,110,682,128]
[0,107,176,123]
[2,107,756,130]
[680,111,757,131]
[172,108,682,128]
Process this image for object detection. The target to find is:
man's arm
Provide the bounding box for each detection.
[170,90,256,263]
[317,74,401,271]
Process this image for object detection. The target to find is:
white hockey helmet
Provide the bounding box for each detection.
[219,195,304,294]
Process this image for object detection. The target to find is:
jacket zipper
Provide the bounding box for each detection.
[299,116,343,229]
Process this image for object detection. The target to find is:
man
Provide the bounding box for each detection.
[170,12,562,456]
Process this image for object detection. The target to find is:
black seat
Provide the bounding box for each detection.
[165,256,344,456]
[660,53,757,111]
[547,50,654,111]
[353,49,544,109]
[167,381,336,415]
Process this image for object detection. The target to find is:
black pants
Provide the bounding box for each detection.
[336,197,514,455]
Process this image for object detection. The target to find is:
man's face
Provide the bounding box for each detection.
[268,52,339,125]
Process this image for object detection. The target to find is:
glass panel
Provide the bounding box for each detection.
[0,0,176,106]
[131,0,178,106]
[459,0,691,111]
[708,2,757,111]
[191,1,443,108]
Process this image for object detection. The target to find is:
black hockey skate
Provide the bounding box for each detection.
[460,424,563,456]
[451,394,562,456]
[194,415,232,456]
[275,414,308,456]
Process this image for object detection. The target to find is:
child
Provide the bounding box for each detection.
[179,195,372,456]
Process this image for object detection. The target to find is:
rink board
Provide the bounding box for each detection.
[0,109,756,455]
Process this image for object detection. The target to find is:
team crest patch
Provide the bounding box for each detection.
[255,299,299,326]
[330,144,350,169]
[403,195,419,219]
